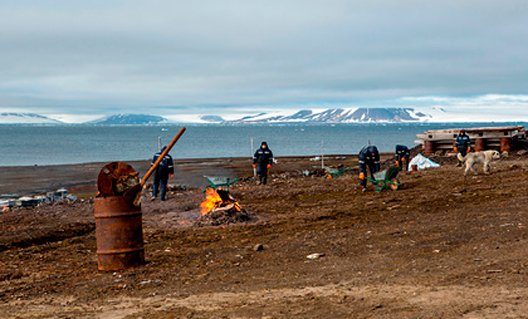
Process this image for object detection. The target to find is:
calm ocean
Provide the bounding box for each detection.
[0,123,523,166]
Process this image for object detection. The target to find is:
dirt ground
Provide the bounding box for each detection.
[1,153,528,318]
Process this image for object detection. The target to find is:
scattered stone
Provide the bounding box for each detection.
[194,209,255,227]
[253,244,264,252]
[486,269,503,273]
[372,304,383,310]
[306,253,325,260]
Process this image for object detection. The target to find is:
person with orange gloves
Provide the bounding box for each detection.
[252,141,274,185]
[358,145,381,192]
[455,129,471,166]
[394,145,410,171]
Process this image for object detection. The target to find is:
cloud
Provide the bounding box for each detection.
[0,0,527,118]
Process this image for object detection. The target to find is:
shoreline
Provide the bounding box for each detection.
[0,154,357,169]
[0,154,374,196]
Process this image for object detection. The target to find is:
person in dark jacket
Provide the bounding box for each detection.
[150,146,174,201]
[455,129,471,166]
[252,141,274,185]
[394,145,410,171]
[358,145,381,192]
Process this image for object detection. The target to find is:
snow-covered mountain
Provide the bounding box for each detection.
[0,113,63,124]
[3,106,522,124]
[89,114,169,125]
[184,107,441,124]
[228,108,432,123]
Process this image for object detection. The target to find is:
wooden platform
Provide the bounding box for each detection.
[416,126,525,155]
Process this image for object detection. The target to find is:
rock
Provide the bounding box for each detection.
[306,253,325,260]
[517,150,528,156]
[253,244,264,252]
[372,304,383,310]
[486,269,503,273]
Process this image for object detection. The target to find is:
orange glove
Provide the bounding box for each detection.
[395,160,400,167]
[252,164,257,168]
[359,172,365,180]
[267,164,272,169]
[454,146,458,153]
[169,174,174,179]
[402,157,406,162]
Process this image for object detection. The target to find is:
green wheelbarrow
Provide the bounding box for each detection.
[203,176,240,192]
[324,165,352,179]
[365,166,401,192]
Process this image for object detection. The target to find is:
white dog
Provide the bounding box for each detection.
[457,150,501,176]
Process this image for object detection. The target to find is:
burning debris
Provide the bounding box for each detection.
[195,188,254,227]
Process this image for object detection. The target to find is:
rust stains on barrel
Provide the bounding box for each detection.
[500,137,511,153]
[94,195,144,271]
[424,140,435,156]
[474,138,486,152]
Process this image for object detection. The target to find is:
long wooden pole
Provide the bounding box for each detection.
[141,127,186,187]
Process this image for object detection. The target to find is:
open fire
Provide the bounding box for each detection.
[200,188,241,215]
[196,188,252,226]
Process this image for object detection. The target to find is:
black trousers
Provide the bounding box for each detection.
[152,173,169,200]
[396,154,410,171]
[359,161,379,187]
[257,165,268,184]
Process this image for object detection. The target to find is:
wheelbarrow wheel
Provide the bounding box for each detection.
[390,178,400,191]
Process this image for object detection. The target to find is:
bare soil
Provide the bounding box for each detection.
[1,154,528,318]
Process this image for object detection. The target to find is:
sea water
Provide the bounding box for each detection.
[0,122,524,166]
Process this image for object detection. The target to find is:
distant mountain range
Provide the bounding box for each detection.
[88,114,168,125]
[0,106,520,124]
[0,112,62,124]
[218,108,431,123]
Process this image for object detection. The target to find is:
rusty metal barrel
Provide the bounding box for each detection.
[94,195,144,271]
[424,140,435,155]
[500,137,511,153]
[474,138,486,152]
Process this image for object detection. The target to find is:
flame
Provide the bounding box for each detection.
[200,188,243,216]
[200,188,223,215]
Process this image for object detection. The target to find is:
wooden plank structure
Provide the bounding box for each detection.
[416,126,525,155]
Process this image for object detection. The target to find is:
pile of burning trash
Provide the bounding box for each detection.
[194,188,254,227]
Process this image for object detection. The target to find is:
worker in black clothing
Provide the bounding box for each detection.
[252,141,274,185]
[394,145,411,171]
[150,146,174,201]
[358,145,381,192]
[455,129,471,166]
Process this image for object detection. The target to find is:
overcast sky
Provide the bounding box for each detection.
[0,0,527,121]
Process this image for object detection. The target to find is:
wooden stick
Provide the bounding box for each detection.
[141,127,186,187]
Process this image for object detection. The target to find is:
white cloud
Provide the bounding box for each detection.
[0,1,527,113]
